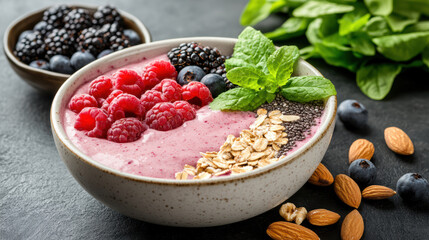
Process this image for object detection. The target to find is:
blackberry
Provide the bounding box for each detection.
[77,26,109,56]
[33,21,54,37]
[64,9,92,38]
[14,31,45,64]
[42,5,71,29]
[168,42,236,89]
[92,5,123,27]
[44,29,74,59]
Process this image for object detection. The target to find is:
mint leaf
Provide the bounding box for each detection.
[209,87,269,111]
[240,0,287,26]
[364,0,393,16]
[267,46,300,87]
[373,32,429,61]
[356,63,402,100]
[226,67,268,91]
[293,1,354,18]
[280,76,337,102]
[264,18,311,41]
[226,27,276,74]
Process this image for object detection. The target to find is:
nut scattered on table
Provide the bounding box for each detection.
[362,185,396,200]
[334,174,362,208]
[384,127,414,155]
[308,163,334,186]
[267,221,319,240]
[307,209,341,226]
[348,139,374,163]
[279,202,307,225]
[175,109,300,179]
[341,209,364,240]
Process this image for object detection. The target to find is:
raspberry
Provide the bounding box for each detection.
[145,102,183,131]
[101,89,123,111]
[141,60,177,91]
[181,81,213,107]
[69,94,98,113]
[107,117,146,143]
[140,90,168,112]
[173,101,196,121]
[112,69,145,97]
[108,93,145,121]
[74,107,110,138]
[152,79,182,102]
[88,76,113,99]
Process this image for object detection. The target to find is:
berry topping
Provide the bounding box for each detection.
[181,81,213,107]
[44,29,74,60]
[74,107,110,138]
[142,60,178,91]
[124,29,141,46]
[177,65,206,86]
[70,51,96,70]
[89,76,113,99]
[338,99,368,129]
[29,60,50,70]
[97,49,113,59]
[112,69,145,97]
[69,94,98,113]
[14,31,45,64]
[49,55,74,74]
[101,89,123,110]
[92,5,123,27]
[145,102,183,131]
[107,117,146,143]
[108,93,145,121]
[348,159,377,186]
[200,73,227,98]
[152,79,182,102]
[397,173,429,203]
[140,90,168,112]
[173,101,196,121]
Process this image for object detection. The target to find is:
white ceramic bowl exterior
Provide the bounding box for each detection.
[51,38,336,227]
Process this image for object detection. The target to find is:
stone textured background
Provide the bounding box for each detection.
[1,0,428,239]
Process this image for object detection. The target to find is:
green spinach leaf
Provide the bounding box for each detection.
[385,12,420,32]
[240,0,287,26]
[364,0,393,16]
[356,63,402,100]
[373,32,429,61]
[293,1,354,18]
[363,16,392,37]
[264,18,311,41]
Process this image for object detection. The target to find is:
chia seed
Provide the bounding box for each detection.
[257,95,324,157]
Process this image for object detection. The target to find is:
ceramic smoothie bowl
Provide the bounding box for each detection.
[50,37,337,227]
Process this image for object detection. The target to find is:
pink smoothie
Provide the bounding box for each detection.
[62,55,324,179]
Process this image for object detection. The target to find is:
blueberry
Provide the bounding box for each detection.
[348,159,376,185]
[124,29,141,46]
[337,99,368,129]
[177,66,206,86]
[18,30,33,42]
[70,51,96,70]
[29,60,50,70]
[201,74,226,98]
[50,55,74,74]
[397,173,429,202]
[97,49,113,59]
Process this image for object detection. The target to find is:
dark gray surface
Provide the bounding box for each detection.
[1,0,429,239]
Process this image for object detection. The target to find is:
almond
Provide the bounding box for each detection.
[348,139,374,163]
[307,209,341,226]
[384,127,414,155]
[267,221,319,240]
[362,185,396,200]
[341,210,364,240]
[308,163,334,186]
[334,174,361,208]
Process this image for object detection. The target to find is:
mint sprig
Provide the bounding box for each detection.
[209,27,336,111]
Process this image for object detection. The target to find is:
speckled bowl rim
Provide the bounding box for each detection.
[3,4,152,80]
[51,37,337,186]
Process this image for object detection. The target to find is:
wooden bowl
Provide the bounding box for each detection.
[3,5,152,94]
